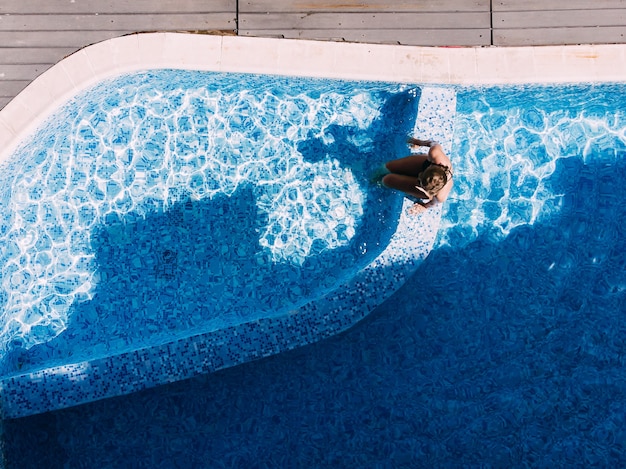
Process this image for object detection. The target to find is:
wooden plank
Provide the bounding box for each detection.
[6,15,233,33]
[494,9,626,28]
[0,64,50,81]
[0,14,236,31]
[0,47,76,64]
[0,30,237,50]
[0,30,239,50]
[0,31,130,48]
[239,0,491,47]
[242,28,491,46]
[240,0,490,13]
[494,27,626,46]
[0,80,30,98]
[0,0,235,14]
[240,12,490,29]
[494,0,626,12]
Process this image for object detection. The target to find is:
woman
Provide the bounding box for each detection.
[381,137,453,215]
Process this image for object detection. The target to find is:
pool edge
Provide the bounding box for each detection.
[1,33,625,161]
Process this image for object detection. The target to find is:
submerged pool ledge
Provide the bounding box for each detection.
[1,34,624,419]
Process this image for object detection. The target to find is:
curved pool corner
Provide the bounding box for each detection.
[0,33,624,419]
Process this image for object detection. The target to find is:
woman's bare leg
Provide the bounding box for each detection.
[382,173,429,200]
[385,154,428,177]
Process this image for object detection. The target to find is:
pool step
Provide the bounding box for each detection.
[414,86,457,155]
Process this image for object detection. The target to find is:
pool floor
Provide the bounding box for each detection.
[2,83,625,468]
[4,197,625,467]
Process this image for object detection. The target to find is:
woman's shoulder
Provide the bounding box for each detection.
[429,145,452,167]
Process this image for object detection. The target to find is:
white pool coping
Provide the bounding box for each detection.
[1,33,625,161]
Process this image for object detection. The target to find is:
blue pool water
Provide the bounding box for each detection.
[0,71,418,374]
[3,81,626,467]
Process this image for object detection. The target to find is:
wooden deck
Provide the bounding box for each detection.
[1,0,626,109]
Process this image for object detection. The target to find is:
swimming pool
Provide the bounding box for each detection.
[1,34,625,467]
[6,76,626,469]
[0,36,455,418]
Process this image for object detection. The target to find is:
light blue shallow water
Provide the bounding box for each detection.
[443,84,626,250]
[0,70,418,373]
[2,78,626,467]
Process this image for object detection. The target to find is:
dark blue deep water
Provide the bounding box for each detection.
[3,83,626,468]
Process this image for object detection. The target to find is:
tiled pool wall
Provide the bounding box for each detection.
[0,33,624,419]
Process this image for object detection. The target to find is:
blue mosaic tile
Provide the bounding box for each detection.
[0,73,453,418]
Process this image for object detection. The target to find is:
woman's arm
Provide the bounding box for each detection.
[408,137,440,155]
[407,137,434,147]
[427,143,450,166]
[407,200,435,215]
[408,138,449,165]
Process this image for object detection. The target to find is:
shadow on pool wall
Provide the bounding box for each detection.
[4,137,625,466]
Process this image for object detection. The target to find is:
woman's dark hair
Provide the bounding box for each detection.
[420,164,450,196]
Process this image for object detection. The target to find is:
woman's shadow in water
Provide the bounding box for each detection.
[296,86,422,261]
